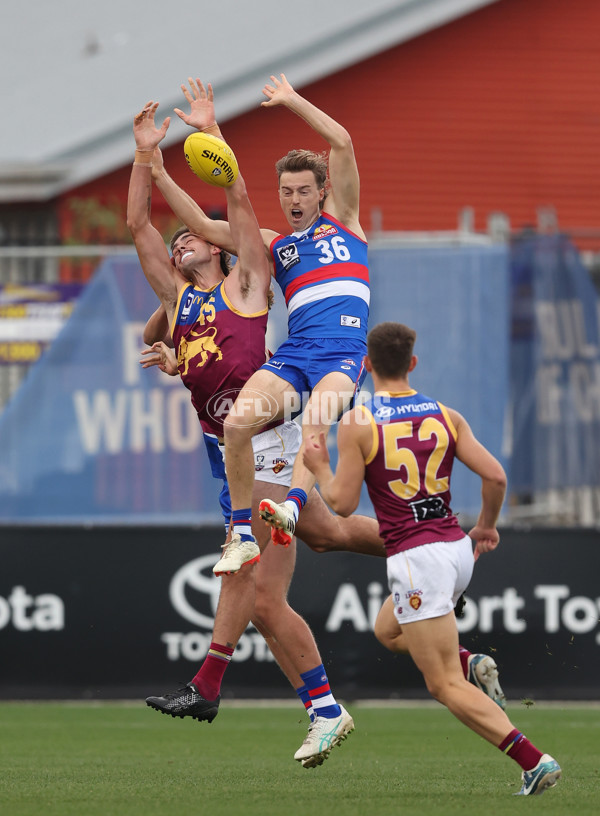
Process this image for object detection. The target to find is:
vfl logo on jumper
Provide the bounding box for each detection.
[406,590,423,610]
[409,496,448,522]
[277,243,300,271]
[272,457,289,474]
[178,327,222,374]
[313,224,338,240]
[181,291,195,319]
[255,454,265,472]
[341,315,361,328]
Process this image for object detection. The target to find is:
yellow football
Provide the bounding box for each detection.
[183,131,239,187]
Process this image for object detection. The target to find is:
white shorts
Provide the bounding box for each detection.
[219,420,301,488]
[387,535,474,625]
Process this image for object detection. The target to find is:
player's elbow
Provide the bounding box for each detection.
[490,464,508,491]
[483,464,507,497]
[142,326,158,346]
[126,213,144,239]
[332,128,353,152]
[329,495,358,517]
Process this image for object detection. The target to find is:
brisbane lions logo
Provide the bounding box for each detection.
[178,327,222,374]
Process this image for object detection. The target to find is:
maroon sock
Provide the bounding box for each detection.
[458,645,471,679]
[498,729,543,771]
[192,642,234,700]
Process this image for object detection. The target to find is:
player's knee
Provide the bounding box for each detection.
[223,412,254,440]
[252,592,282,628]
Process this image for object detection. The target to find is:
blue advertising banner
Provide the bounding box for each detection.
[0,246,511,524]
[510,235,600,492]
[0,258,222,523]
[368,243,510,518]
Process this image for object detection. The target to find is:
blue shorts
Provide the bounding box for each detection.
[261,337,367,401]
[203,432,231,527]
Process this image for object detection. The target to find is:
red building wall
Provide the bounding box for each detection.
[59,0,600,249]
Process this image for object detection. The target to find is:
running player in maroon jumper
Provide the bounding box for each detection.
[303,322,562,797]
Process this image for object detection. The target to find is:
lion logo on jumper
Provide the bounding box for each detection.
[178,327,222,374]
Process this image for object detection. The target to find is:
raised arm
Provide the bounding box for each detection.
[152,145,236,255]
[303,413,369,516]
[449,408,507,558]
[262,73,363,236]
[127,102,179,322]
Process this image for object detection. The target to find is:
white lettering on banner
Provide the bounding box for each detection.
[122,322,145,386]
[323,582,600,645]
[534,300,600,424]
[325,582,384,632]
[535,585,600,639]
[162,555,274,662]
[536,362,600,424]
[535,301,598,361]
[74,389,201,454]
[0,586,64,631]
[161,632,276,663]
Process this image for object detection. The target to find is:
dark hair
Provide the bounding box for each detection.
[169,227,231,276]
[275,149,329,207]
[367,322,417,379]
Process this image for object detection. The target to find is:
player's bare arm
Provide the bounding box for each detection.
[222,173,272,315]
[303,412,368,516]
[262,73,363,237]
[127,102,178,320]
[449,407,507,557]
[143,304,172,347]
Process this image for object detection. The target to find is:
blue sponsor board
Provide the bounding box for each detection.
[0,258,222,523]
[510,235,600,492]
[0,245,512,523]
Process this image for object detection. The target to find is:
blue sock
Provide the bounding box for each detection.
[300,664,341,719]
[285,488,308,523]
[296,684,315,722]
[231,508,253,541]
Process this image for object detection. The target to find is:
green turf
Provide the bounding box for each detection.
[0,702,597,816]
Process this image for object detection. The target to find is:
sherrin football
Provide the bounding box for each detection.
[184,131,239,187]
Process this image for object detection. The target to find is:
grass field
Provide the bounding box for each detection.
[0,701,597,816]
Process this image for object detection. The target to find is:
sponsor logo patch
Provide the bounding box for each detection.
[374,405,395,419]
[265,359,285,370]
[340,315,360,328]
[312,224,338,240]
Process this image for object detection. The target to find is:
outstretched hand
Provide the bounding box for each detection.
[303,431,330,474]
[261,72,296,108]
[133,102,170,151]
[140,343,178,376]
[174,78,216,131]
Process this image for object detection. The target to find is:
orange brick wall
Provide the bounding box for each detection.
[60,0,600,248]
